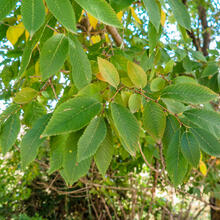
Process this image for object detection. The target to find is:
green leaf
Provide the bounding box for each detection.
[167,0,191,30]
[128,94,142,113]
[18,14,54,77]
[181,131,200,167]
[0,0,17,21]
[166,129,188,186]
[40,34,69,80]
[69,35,92,90]
[21,0,46,37]
[190,50,207,62]
[98,57,120,88]
[21,114,51,168]
[95,126,114,177]
[23,101,46,127]
[142,0,160,32]
[161,83,218,104]
[162,98,187,114]
[150,77,166,92]
[201,63,218,78]
[174,76,197,84]
[110,0,134,12]
[191,127,220,157]
[48,134,69,174]
[0,104,20,125]
[74,0,122,28]
[61,132,91,185]
[163,115,180,147]
[143,101,166,142]
[45,0,77,33]
[164,60,175,74]
[13,88,38,104]
[111,103,140,156]
[42,97,101,136]
[77,117,107,162]
[183,109,220,139]
[127,61,147,89]
[0,114,20,155]
[148,22,161,54]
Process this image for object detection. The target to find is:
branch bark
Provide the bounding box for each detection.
[106,25,123,47]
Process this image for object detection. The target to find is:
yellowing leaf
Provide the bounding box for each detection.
[160,9,166,26]
[127,61,147,89]
[7,23,25,45]
[88,13,98,29]
[96,72,106,82]
[199,160,207,176]
[91,35,101,44]
[117,11,123,22]
[98,57,120,88]
[14,88,38,104]
[130,7,141,24]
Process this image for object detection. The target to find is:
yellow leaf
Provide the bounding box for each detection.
[25,31,29,41]
[105,33,110,43]
[17,15,22,21]
[199,160,207,176]
[160,9,166,26]
[7,22,25,45]
[130,7,141,24]
[91,35,101,44]
[117,11,123,22]
[88,13,98,29]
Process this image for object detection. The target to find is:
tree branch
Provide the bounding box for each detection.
[106,25,123,47]
[198,5,211,56]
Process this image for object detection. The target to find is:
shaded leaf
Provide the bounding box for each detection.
[143,101,166,142]
[183,109,220,139]
[48,134,68,174]
[191,127,220,157]
[21,114,51,168]
[111,103,140,156]
[201,63,218,78]
[95,126,114,176]
[61,132,91,185]
[0,114,20,155]
[181,131,200,167]
[77,117,107,162]
[0,0,17,21]
[166,129,188,186]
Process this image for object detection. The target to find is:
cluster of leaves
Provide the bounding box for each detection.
[0,0,219,192]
